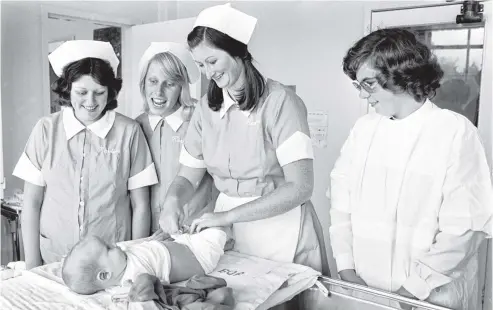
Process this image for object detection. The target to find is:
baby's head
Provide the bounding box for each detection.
[61,235,127,294]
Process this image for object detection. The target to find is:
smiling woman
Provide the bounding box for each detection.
[134,42,217,235]
[12,40,158,270]
[330,27,492,310]
[51,57,121,125]
[157,3,329,291]
[343,28,443,119]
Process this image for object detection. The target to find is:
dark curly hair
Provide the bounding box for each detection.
[51,57,122,112]
[343,28,444,102]
[187,26,265,112]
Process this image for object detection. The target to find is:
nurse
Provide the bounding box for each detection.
[13,40,158,269]
[135,42,217,233]
[159,4,329,275]
[329,28,492,309]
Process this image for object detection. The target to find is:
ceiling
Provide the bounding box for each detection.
[39,1,163,24]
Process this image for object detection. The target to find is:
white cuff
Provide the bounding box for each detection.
[179,145,206,169]
[128,163,158,190]
[402,273,433,300]
[12,153,46,187]
[276,131,314,167]
[335,253,355,272]
[403,262,452,300]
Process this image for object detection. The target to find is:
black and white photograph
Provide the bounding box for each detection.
[0,1,492,310]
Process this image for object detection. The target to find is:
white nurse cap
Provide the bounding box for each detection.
[139,42,199,84]
[48,40,119,77]
[193,3,257,45]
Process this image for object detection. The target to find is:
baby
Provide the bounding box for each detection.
[61,227,233,295]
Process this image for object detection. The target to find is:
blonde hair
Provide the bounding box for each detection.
[139,52,196,121]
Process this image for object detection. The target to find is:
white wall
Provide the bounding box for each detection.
[170,0,368,277]
[1,2,45,198]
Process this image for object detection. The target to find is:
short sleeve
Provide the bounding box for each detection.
[179,101,206,168]
[127,124,158,190]
[12,119,48,187]
[270,90,314,167]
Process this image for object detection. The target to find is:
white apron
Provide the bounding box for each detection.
[214,193,301,263]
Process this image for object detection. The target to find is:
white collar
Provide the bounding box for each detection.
[148,106,184,132]
[63,107,115,140]
[219,89,251,119]
[385,99,435,124]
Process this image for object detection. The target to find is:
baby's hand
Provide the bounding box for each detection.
[128,274,160,302]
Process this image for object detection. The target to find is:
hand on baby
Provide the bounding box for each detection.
[150,229,172,241]
[159,202,185,235]
[190,212,231,233]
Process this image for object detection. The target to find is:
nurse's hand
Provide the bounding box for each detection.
[158,206,184,235]
[339,269,367,286]
[150,229,171,241]
[190,212,231,233]
[128,273,163,302]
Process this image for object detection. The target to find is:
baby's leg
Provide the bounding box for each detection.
[172,229,228,275]
[165,241,205,283]
[214,226,235,251]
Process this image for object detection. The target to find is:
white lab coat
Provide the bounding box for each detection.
[329,101,492,309]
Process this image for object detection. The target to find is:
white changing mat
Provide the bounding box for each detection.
[206,251,320,310]
[0,251,320,310]
[0,262,155,310]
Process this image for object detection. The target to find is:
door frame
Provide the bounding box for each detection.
[39,4,137,117]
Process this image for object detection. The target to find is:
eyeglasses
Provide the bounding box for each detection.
[352,78,378,94]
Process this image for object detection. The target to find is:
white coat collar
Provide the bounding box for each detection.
[385,99,435,125]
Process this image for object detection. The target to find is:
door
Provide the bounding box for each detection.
[368,3,492,310]
[128,17,203,119]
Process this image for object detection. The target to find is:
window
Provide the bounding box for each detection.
[407,24,485,125]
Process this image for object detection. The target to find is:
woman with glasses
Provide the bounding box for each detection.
[329,28,492,309]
